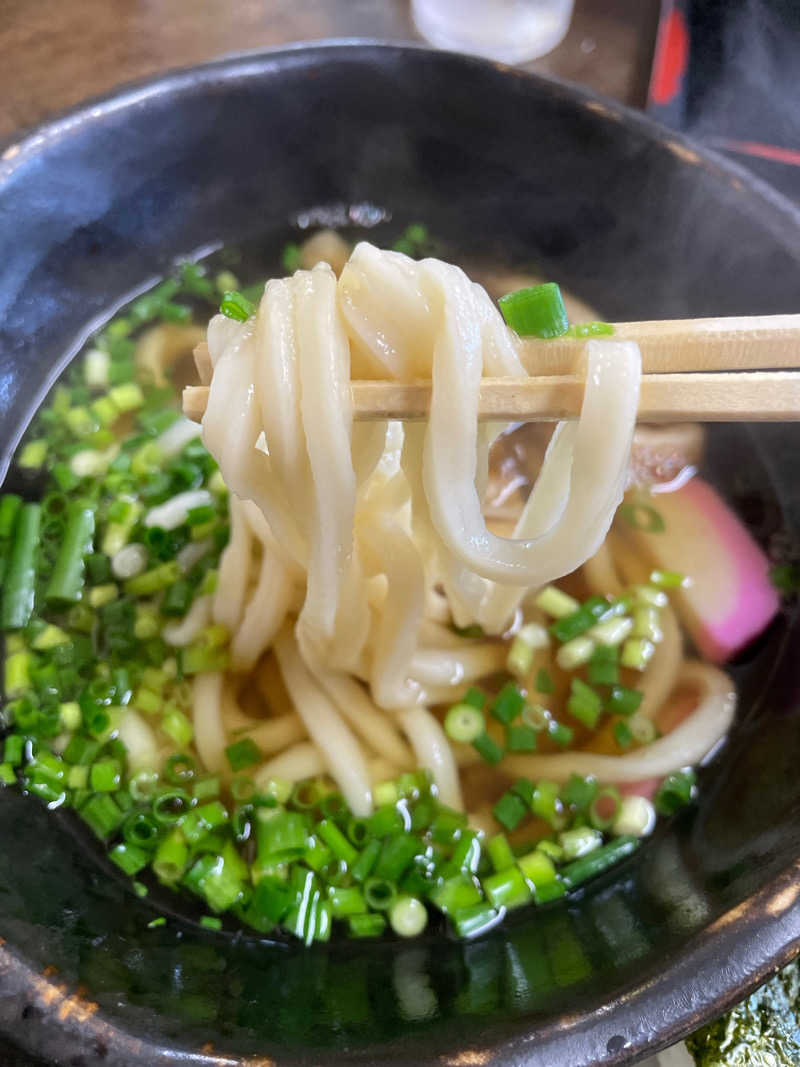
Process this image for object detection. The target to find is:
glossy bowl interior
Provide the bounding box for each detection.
[1,43,800,1067]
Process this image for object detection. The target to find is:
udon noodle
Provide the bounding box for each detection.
[197,243,733,817]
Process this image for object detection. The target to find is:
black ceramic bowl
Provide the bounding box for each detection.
[1,42,800,1067]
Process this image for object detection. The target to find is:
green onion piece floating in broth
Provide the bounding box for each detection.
[444,702,485,743]
[618,500,666,533]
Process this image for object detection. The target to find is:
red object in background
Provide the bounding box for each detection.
[711,138,800,168]
[649,3,689,105]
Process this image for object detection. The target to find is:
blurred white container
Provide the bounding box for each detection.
[411,0,575,63]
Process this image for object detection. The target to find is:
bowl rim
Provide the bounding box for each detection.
[3,36,800,234]
[1,39,800,1067]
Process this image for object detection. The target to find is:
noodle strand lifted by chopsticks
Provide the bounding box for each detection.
[200,242,645,811]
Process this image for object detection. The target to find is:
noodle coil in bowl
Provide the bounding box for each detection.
[1,42,800,1067]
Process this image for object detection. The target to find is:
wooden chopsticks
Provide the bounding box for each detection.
[183,314,800,424]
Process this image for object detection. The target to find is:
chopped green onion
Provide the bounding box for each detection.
[280,243,302,274]
[654,769,697,815]
[549,719,572,747]
[373,780,398,807]
[316,818,357,865]
[152,788,191,825]
[363,877,398,911]
[537,839,564,862]
[259,776,292,805]
[389,895,428,937]
[122,810,161,850]
[498,283,569,339]
[444,702,485,743]
[487,833,516,873]
[534,667,554,694]
[507,622,549,676]
[442,829,482,877]
[565,321,614,338]
[560,836,639,890]
[517,848,557,890]
[559,826,602,861]
[506,724,538,752]
[549,603,601,643]
[214,269,240,295]
[620,637,655,672]
[80,793,124,838]
[179,800,229,844]
[531,780,564,827]
[607,685,643,717]
[588,786,622,830]
[429,875,483,914]
[124,561,181,596]
[588,616,634,648]
[631,583,668,608]
[134,687,162,716]
[520,704,550,735]
[67,765,89,790]
[85,347,111,388]
[225,737,262,772]
[1,504,41,630]
[588,644,619,686]
[450,902,501,939]
[472,732,504,765]
[631,606,663,642]
[18,440,48,470]
[556,635,595,671]
[301,835,331,871]
[492,791,528,831]
[613,720,633,748]
[346,816,370,848]
[63,735,102,766]
[374,833,421,881]
[535,585,579,619]
[618,500,665,533]
[150,829,186,886]
[352,839,382,883]
[560,774,597,812]
[32,624,70,651]
[347,913,386,938]
[482,863,533,910]
[220,290,255,321]
[88,584,118,608]
[327,885,366,918]
[509,778,534,806]
[3,735,25,767]
[4,650,32,698]
[164,752,196,785]
[490,683,527,725]
[0,495,22,539]
[184,844,246,912]
[649,569,685,589]
[367,803,404,838]
[566,679,603,729]
[613,794,656,837]
[0,764,17,786]
[631,712,657,746]
[162,709,193,748]
[90,758,122,792]
[110,842,149,875]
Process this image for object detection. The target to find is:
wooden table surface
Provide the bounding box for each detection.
[0,0,660,141]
